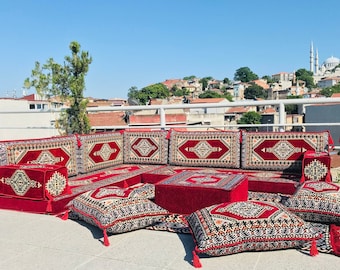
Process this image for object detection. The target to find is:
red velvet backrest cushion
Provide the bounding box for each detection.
[241,131,329,172]
[0,135,78,176]
[77,132,123,174]
[169,129,241,168]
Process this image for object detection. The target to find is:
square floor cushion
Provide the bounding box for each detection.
[186,200,320,257]
[68,184,168,246]
[283,181,340,224]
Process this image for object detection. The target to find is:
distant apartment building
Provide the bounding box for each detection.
[0,94,64,140]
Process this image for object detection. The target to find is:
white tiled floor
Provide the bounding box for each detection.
[0,209,339,270]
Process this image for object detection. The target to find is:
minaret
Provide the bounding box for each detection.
[315,48,319,75]
[310,42,314,73]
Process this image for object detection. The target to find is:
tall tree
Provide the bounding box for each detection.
[295,68,315,89]
[237,111,262,131]
[199,76,213,91]
[128,83,170,105]
[234,67,259,82]
[244,83,268,99]
[24,41,92,134]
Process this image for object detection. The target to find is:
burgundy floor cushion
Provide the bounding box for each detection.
[155,171,248,214]
[186,200,320,257]
[284,181,340,223]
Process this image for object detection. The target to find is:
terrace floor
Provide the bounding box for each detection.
[0,154,339,269]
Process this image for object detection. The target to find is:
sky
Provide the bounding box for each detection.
[1,0,340,99]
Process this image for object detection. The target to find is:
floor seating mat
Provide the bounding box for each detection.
[142,165,300,194]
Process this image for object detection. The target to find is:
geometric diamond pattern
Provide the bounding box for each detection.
[303,159,328,181]
[0,169,42,196]
[132,138,156,156]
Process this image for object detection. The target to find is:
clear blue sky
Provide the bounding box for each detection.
[1,0,340,99]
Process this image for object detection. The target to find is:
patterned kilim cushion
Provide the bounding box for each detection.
[0,164,69,200]
[145,213,190,234]
[186,200,320,257]
[299,222,333,255]
[301,150,332,182]
[123,130,169,165]
[169,130,240,168]
[283,181,340,223]
[0,135,78,176]
[241,131,329,172]
[68,187,168,235]
[77,132,123,174]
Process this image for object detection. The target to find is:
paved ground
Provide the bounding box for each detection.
[0,209,339,270]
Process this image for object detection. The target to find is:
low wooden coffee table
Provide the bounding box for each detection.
[155,171,248,214]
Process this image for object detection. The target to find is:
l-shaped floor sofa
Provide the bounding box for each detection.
[1,129,339,263]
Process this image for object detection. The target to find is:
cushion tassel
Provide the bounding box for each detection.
[192,250,202,268]
[46,199,52,212]
[103,229,110,246]
[310,239,319,257]
[60,211,69,220]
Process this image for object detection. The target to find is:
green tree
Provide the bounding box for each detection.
[261,75,274,84]
[183,75,196,80]
[199,76,213,90]
[128,83,170,105]
[234,67,258,82]
[285,95,303,114]
[222,91,234,102]
[244,83,268,99]
[198,91,222,98]
[223,77,231,85]
[295,68,315,89]
[237,111,262,131]
[127,86,139,99]
[24,41,92,134]
[170,85,189,97]
[320,83,340,97]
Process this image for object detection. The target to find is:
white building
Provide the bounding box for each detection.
[310,42,340,83]
[0,94,64,140]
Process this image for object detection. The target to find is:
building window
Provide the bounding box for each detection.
[29,104,35,110]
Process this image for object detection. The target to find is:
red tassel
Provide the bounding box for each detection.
[46,199,52,212]
[75,134,82,148]
[192,250,202,268]
[166,129,172,140]
[310,239,319,257]
[60,211,69,220]
[103,229,110,246]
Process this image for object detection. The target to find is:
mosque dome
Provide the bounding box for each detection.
[323,56,340,70]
